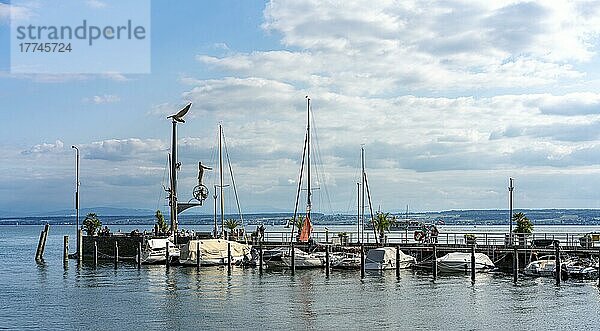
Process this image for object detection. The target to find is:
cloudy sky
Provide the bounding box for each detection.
[2,0,600,215]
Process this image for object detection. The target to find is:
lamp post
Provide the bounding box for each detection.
[508,177,514,245]
[71,146,80,231]
[72,145,80,258]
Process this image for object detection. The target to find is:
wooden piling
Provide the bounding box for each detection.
[114,241,118,269]
[227,242,232,274]
[470,245,475,283]
[597,249,599,288]
[291,242,295,275]
[63,235,69,263]
[196,241,201,271]
[165,241,170,270]
[77,229,83,263]
[40,224,49,259]
[512,247,518,284]
[395,246,400,279]
[555,242,561,285]
[137,242,142,269]
[360,244,365,279]
[432,245,437,281]
[94,241,98,267]
[35,230,45,261]
[325,245,330,278]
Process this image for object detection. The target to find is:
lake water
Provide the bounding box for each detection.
[1,225,600,330]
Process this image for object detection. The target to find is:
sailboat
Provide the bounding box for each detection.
[266,96,326,269]
[179,124,252,266]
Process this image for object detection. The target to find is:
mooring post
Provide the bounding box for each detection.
[555,242,561,285]
[77,229,83,264]
[360,244,365,279]
[137,242,142,269]
[94,241,98,267]
[227,242,232,274]
[291,242,296,276]
[40,224,50,259]
[470,245,476,283]
[433,245,438,281]
[513,247,518,284]
[325,245,330,278]
[196,241,201,271]
[395,245,400,279]
[258,239,263,275]
[597,249,599,288]
[165,241,170,270]
[35,230,45,261]
[63,235,69,263]
[114,241,119,269]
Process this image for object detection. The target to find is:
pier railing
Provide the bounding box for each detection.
[261,230,599,249]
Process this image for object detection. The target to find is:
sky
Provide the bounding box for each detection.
[2,0,600,216]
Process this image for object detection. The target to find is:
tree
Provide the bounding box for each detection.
[373,212,395,243]
[83,213,102,236]
[224,219,241,231]
[155,210,168,234]
[293,215,305,240]
[513,212,533,234]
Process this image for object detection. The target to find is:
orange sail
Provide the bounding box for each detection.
[299,215,312,242]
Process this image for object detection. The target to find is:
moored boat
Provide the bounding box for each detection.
[436,252,495,273]
[179,239,252,266]
[364,247,415,270]
[141,237,179,264]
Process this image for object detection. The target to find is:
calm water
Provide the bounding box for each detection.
[1,225,600,330]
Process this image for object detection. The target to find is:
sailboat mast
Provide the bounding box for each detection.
[361,146,365,243]
[219,124,224,238]
[306,96,311,219]
[357,182,360,244]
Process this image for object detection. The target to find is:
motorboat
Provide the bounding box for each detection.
[331,252,362,269]
[436,252,495,273]
[178,239,252,266]
[141,237,179,264]
[523,255,557,277]
[280,248,326,268]
[565,257,599,280]
[364,247,415,270]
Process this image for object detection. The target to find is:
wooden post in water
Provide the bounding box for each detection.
[35,230,45,261]
[114,241,118,269]
[137,242,142,269]
[77,229,83,264]
[63,235,69,263]
[227,242,232,274]
[40,224,49,258]
[291,242,295,276]
[360,244,365,279]
[555,242,561,285]
[597,249,599,288]
[196,241,201,271]
[94,241,98,267]
[325,245,330,278]
[470,245,476,283]
[432,245,438,281]
[512,247,518,283]
[165,241,170,270]
[395,246,400,279]
[258,239,263,275]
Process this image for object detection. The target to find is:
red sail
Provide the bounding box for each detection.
[299,215,312,242]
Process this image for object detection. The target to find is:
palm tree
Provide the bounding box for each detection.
[292,215,305,241]
[155,210,168,234]
[512,212,533,233]
[373,212,395,244]
[224,219,241,240]
[83,213,102,236]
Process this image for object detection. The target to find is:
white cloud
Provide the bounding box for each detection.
[83,94,121,104]
[86,0,107,9]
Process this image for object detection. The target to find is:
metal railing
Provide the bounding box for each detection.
[260,230,600,250]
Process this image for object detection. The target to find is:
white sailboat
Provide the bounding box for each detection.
[179,124,251,266]
[364,247,416,270]
[266,96,324,269]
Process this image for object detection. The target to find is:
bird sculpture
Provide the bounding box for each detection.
[167,103,192,123]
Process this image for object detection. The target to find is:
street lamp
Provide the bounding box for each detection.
[71,146,80,256]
